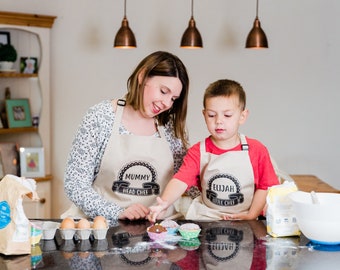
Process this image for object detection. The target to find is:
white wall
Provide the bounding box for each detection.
[2,0,339,218]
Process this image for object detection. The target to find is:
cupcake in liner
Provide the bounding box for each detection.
[160,219,180,235]
[178,223,201,239]
[147,223,168,241]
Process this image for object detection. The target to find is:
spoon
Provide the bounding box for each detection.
[310,191,320,204]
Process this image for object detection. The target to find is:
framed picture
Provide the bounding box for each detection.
[19,147,45,177]
[20,57,38,74]
[5,99,32,128]
[0,142,20,176]
[0,31,10,45]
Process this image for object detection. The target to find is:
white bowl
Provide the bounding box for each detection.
[289,191,340,245]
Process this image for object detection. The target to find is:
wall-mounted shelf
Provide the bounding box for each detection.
[0,126,38,134]
[0,11,56,28]
[0,11,56,219]
[35,174,53,182]
[0,72,38,78]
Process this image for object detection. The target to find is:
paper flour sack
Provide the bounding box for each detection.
[266,181,300,237]
[0,174,39,255]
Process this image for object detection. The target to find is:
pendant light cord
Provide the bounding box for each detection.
[191,0,194,17]
[124,0,127,18]
[256,0,259,18]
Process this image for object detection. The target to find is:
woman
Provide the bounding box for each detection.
[63,51,189,221]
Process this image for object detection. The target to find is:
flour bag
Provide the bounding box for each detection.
[266,181,300,237]
[0,174,39,255]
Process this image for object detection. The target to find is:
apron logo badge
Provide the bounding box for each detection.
[112,161,159,196]
[206,173,244,206]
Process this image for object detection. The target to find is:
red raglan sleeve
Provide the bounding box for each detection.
[173,141,201,189]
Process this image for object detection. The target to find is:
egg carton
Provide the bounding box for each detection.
[58,227,109,240]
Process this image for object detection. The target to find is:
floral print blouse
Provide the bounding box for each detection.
[64,100,187,220]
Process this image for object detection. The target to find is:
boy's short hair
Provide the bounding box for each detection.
[203,79,246,110]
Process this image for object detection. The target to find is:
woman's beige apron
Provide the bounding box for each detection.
[62,100,176,219]
[185,134,254,220]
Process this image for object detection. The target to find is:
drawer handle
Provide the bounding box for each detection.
[39,198,46,204]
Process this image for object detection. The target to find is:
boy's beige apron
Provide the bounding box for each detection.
[185,134,254,220]
[62,100,176,218]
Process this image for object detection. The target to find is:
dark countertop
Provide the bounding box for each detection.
[1,219,340,269]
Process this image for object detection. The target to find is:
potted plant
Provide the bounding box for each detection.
[0,43,18,71]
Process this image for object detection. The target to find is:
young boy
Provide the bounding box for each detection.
[148,79,280,221]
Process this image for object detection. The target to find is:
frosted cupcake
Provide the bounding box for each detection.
[178,223,201,239]
[160,220,180,235]
[147,223,168,241]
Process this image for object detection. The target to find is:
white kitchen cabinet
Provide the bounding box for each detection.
[22,179,51,219]
[0,11,56,218]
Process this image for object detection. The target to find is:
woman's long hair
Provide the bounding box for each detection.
[125,51,189,148]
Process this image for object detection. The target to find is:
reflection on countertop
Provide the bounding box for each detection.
[1,219,340,269]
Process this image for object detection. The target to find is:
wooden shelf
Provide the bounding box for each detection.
[0,72,38,78]
[0,126,38,134]
[34,174,52,182]
[0,12,56,218]
[0,11,56,28]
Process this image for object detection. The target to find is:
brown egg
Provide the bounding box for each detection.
[60,217,75,229]
[93,215,106,223]
[93,218,107,229]
[77,218,91,229]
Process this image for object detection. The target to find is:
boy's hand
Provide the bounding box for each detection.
[222,211,257,221]
[147,197,169,222]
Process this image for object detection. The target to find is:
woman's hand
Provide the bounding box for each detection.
[118,203,150,220]
[147,197,169,222]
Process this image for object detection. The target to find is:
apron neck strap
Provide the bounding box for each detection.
[112,99,125,134]
[113,99,166,138]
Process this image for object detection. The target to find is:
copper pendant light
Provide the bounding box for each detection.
[114,0,136,49]
[180,0,203,49]
[245,0,268,49]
